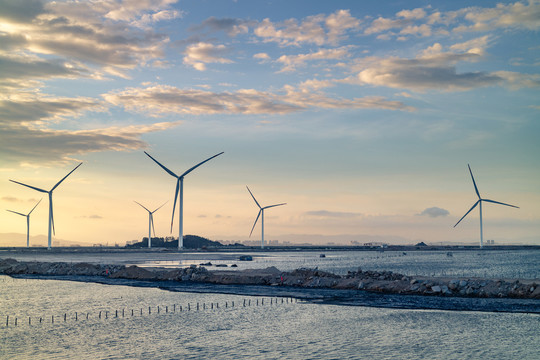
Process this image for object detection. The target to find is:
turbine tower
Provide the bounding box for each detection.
[454,164,519,248]
[10,163,82,250]
[246,186,286,249]
[144,151,224,249]
[134,201,167,248]
[6,199,42,248]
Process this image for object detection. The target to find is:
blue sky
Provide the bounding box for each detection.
[1,0,539,246]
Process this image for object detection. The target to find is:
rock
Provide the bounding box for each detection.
[109,265,157,280]
[431,285,442,293]
[459,280,468,288]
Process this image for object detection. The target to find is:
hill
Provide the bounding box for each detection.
[126,235,224,249]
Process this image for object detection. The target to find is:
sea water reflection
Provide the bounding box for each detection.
[134,249,540,279]
[2,249,539,279]
[1,276,539,360]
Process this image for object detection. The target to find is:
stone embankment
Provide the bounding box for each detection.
[1,258,538,299]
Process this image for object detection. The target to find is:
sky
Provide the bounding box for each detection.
[1,0,539,247]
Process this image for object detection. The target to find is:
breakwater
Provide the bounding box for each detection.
[1,258,538,300]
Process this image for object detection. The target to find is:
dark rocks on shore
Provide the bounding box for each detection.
[1,258,538,300]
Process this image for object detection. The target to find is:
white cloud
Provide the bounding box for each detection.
[458,0,540,32]
[365,1,540,40]
[0,0,173,80]
[397,8,427,20]
[103,83,414,116]
[253,53,270,60]
[276,47,351,72]
[350,41,539,92]
[254,9,360,46]
[183,42,233,71]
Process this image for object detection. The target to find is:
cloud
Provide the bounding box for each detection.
[417,207,450,218]
[254,9,360,46]
[183,42,233,71]
[349,41,540,92]
[365,2,540,40]
[455,1,540,32]
[0,0,174,80]
[0,0,44,22]
[190,17,251,36]
[78,214,103,219]
[253,53,270,61]
[0,92,102,125]
[304,210,362,218]
[276,47,351,72]
[103,83,414,116]
[1,119,183,166]
[1,196,21,202]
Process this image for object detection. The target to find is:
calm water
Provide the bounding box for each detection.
[1,276,539,360]
[3,249,540,279]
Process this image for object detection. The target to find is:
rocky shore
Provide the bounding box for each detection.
[1,258,539,299]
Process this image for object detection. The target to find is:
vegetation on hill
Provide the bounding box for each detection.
[126,235,225,249]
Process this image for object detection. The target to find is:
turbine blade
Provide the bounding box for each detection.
[454,200,479,227]
[483,199,519,209]
[9,180,48,193]
[468,164,481,199]
[264,203,287,210]
[152,201,168,213]
[28,198,42,215]
[171,179,180,232]
[249,210,262,237]
[144,151,178,178]
[181,152,224,178]
[6,209,26,217]
[134,200,151,213]
[246,186,262,209]
[52,162,82,191]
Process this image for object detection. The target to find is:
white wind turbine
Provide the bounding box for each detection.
[10,163,82,250]
[144,151,224,249]
[246,186,286,249]
[6,199,42,248]
[134,201,167,248]
[454,164,519,248]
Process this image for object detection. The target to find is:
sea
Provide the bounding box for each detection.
[1,249,539,359]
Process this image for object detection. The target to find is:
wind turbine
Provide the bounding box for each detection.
[246,186,286,249]
[134,201,167,248]
[454,164,519,248]
[144,151,224,249]
[6,199,42,248]
[10,163,82,250]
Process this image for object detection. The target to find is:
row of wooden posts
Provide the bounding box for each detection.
[3,297,298,327]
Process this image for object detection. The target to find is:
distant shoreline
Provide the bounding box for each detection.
[2,244,540,254]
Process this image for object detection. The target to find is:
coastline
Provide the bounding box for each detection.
[2,257,539,314]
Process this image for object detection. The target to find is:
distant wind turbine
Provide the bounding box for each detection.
[144,151,224,249]
[6,199,42,248]
[10,163,82,250]
[246,186,286,249]
[454,164,519,248]
[134,201,167,248]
